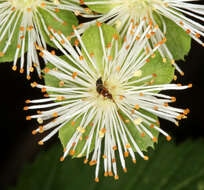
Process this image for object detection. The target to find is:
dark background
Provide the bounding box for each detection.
[0,39,204,190]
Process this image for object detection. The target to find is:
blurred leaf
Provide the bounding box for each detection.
[10,139,204,190]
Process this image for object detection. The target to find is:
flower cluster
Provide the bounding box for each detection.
[1,0,202,182]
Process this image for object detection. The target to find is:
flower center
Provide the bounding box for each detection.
[122,0,164,17]
[88,74,124,111]
[9,0,41,10]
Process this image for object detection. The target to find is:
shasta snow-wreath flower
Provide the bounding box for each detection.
[0,0,92,79]
[80,0,204,74]
[25,23,191,181]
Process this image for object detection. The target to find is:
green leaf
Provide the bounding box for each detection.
[0,13,24,63]
[164,17,191,60]
[153,13,191,61]
[130,52,175,86]
[10,139,204,190]
[59,115,96,158]
[119,109,159,152]
[37,7,78,48]
[81,23,121,74]
[85,0,115,13]
[43,62,59,91]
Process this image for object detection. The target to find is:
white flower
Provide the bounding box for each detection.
[0,0,92,79]
[80,0,204,75]
[25,23,191,181]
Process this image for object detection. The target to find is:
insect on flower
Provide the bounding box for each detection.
[96,77,115,102]
[0,0,93,79]
[24,22,192,181]
[80,0,204,75]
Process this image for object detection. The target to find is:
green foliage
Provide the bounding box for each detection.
[164,17,191,60]
[0,13,24,62]
[10,139,204,190]
[153,13,191,61]
[37,7,78,48]
[86,0,115,13]
[119,110,159,152]
[130,52,175,86]
[81,23,121,74]
[59,115,96,158]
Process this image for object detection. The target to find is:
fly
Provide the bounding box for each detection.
[96,77,115,102]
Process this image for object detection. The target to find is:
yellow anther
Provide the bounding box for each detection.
[77,153,82,158]
[23,106,29,111]
[116,66,121,72]
[108,171,113,176]
[12,65,17,71]
[20,68,24,73]
[141,133,145,137]
[125,119,130,123]
[39,126,44,133]
[126,144,131,149]
[95,178,99,183]
[134,118,143,125]
[37,118,43,124]
[171,96,176,102]
[38,141,44,145]
[84,159,88,164]
[69,149,75,156]
[162,58,167,63]
[114,175,119,180]
[96,22,102,27]
[89,160,96,166]
[124,151,129,157]
[152,137,157,142]
[133,70,142,77]
[104,172,108,177]
[52,112,58,117]
[150,124,154,128]
[60,156,64,162]
[113,145,117,150]
[59,81,64,87]
[56,96,65,101]
[166,136,172,141]
[188,83,192,88]
[32,130,37,135]
[144,156,149,160]
[72,72,78,79]
[26,116,31,120]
